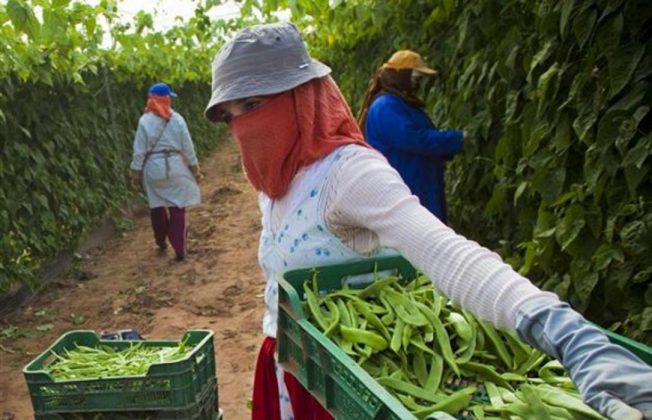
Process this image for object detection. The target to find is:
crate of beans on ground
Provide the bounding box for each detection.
[277,256,652,420]
[23,329,221,419]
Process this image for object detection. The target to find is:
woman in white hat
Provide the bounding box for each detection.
[205,23,651,420]
[131,82,202,261]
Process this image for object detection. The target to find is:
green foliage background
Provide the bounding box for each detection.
[2,0,651,345]
[245,0,652,343]
[0,0,238,294]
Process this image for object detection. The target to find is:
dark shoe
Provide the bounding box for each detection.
[175,254,185,261]
[157,244,167,255]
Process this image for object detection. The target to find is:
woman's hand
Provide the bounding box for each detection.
[189,165,203,183]
[129,170,142,191]
[516,298,652,419]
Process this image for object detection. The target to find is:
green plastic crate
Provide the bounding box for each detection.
[34,380,221,419]
[277,255,652,420]
[23,330,218,418]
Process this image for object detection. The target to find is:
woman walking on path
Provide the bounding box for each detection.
[131,82,202,261]
[204,23,651,420]
[358,50,465,224]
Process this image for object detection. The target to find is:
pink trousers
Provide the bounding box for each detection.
[150,207,186,259]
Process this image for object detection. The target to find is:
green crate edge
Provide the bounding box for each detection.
[277,255,652,420]
[23,329,217,415]
[34,380,220,420]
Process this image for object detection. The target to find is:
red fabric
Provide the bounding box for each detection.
[230,76,367,199]
[145,95,172,120]
[283,371,333,420]
[252,337,280,420]
[252,337,333,420]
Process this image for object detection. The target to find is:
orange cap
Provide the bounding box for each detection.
[382,50,437,75]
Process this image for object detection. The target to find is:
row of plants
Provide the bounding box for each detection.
[0,0,247,295]
[246,0,652,344]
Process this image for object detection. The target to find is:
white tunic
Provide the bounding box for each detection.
[131,112,201,209]
[258,146,395,338]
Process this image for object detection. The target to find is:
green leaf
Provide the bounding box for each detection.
[572,107,597,144]
[551,114,572,154]
[537,62,560,116]
[632,268,652,285]
[484,184,507,217]
[6,0,40,38]
[559,0,576,39]
[595,12,623,54]
[607,81,647,113]
[528,41,554,81]
[532,167,566,202]
[573,7,597,49]
[52,0,72,7]
[622,134,651,169]
[513,181,528,206]
[608,44,645,99]
[596,110,627,148]
[624,164,650,197]
[593,244,624,271]
[616,106,650,155]
[571,259,599,311]
[555,205,586,251]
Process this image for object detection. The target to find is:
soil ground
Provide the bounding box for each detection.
[0,139,264,419]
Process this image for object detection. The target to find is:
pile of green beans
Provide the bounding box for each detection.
[304,274,604,419]
[46,341,191,380]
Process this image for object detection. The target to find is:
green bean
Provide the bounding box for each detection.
[352,300,391,341]
[384,289,429,326]
[539,360,574,387]
[337,299,351,327]
[520,384,553,419]
[390,318,405,353]
[477,321,512,370]
[376,377,446,404]
[535,384,604,419]
[340,325,388,351]
[359,276,400,298]
[304,282,329,331]
[424,353,443,393]
[459,362,513,390]
[402,323,413,352]
[502,330,531,369]
[484,381,503,408]
[414,300,458,376]
[413,349,428,388]
[323,299,341,337]
[411,386,476,417]
[447,312,472,342]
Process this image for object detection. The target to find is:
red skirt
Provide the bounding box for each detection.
[252,337,333,420]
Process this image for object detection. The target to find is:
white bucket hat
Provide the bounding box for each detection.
[205,22,331,122]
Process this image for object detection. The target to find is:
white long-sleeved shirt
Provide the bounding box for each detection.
[268,145,555,329]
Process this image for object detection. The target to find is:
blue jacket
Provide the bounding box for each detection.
[364,94,463,223]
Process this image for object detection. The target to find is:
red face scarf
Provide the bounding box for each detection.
[229,76,367,199]
[145,95,173,120]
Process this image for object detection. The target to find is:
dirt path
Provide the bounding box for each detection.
[0,139,264,419]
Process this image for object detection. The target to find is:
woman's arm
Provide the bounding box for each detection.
[130,121,148,171]
[325,147,547,329]
[176,115,199,167]
[323,146,652,418]
[367,97,463,157]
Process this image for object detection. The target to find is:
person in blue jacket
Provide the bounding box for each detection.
[358,50,465,223]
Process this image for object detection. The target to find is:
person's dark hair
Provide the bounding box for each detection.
[357,68,425,131]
